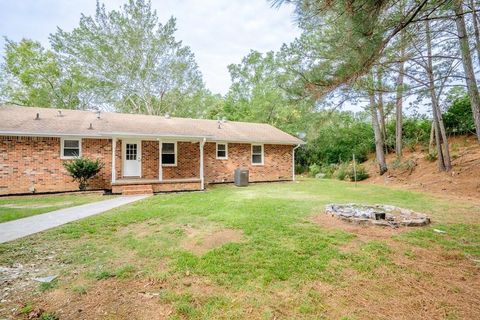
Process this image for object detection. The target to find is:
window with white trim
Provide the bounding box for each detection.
[216,143,228,159]
[61,138,81,158]
[162,142,176,166]
[251,144,263,165]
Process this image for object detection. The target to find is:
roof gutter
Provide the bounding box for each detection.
[0,131,305,145]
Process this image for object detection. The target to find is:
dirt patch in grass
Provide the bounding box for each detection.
[308,213,480,319]
[304,250,480,319]
[118,219,164,238]
[36,278,173,320]
[182,225,244,255]
[311,213,408,251]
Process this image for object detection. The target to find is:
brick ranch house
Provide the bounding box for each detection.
[0,105,304,195]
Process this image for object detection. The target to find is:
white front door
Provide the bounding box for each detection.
[123,141,141,177]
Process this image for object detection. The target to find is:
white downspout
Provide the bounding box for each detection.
[111,137,116,184]
[292,144,301,181]
[200,138,206,190]
[158,139,163,181]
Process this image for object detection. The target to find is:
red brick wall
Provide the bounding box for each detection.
[0,136,293,195]
[142,140,159,179]
[162,142,200,179]
[204,143,293,183]
[0,136,112,195]
[82,138,112,189]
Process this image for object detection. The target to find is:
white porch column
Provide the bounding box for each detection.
[200,138,206,190]
[158,139,163,181]
[111,138,116,183]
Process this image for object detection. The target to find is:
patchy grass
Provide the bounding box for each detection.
[0,179,479,319]
[0,192,112,223]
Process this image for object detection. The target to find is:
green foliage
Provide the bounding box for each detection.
[385,117,431,152]
[92,269,116,280]
[50,0,207,117]
[39,279,58,292]
[210,50,314,134]
[425,151,438,162]
[115,264,136,279]
[72,285,88,295]
[1,1,209,116]
[63,157,104,191]
[308,163,321,177]
[348,165,369,181]
[1,39,85,108]
[273,0,419,98]
[443,91,475,135]
[319,164,337,179]
[334,163,349,181]
[297,111,374,168]
[19,303,33,314]
[39,313,59,320]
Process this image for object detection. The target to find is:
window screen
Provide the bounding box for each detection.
[162,142,176,165]
[62,139,80,158]
[217,143,227,159]
[252,145,263,164]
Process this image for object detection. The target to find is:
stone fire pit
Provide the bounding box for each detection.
[325,204,430,227]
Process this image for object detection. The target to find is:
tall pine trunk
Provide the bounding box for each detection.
[454,0,480,143]
[469,0,480,66]
[376,68,387,144]
[369,88,387,175]
[395,1,406,159]
[395,54,405,158]
[426,20,452,171]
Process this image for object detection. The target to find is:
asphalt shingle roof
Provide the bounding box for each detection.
[0,105,304,145]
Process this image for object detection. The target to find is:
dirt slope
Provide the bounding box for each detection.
[363,136,480,201]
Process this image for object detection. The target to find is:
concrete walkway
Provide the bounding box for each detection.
[0,195,149,243]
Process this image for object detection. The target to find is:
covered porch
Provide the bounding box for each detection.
[109,136,206,195]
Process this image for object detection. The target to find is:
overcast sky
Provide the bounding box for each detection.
[0,0,301,95]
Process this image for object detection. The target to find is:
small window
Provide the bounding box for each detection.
[162,142,176,166]
[216,143,228,159]
[61,138,81,158]
[251,144,263,165]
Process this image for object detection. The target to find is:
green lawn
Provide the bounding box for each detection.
[0,192,111,223]
[1,179,479,319]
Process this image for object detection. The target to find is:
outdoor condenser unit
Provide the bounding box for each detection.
[234,168,249,187]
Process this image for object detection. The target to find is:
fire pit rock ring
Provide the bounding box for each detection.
[325,204,430,227]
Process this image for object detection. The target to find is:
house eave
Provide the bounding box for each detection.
[0,130,305,145]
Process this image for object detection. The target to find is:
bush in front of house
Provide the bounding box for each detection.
[63,157,104,191]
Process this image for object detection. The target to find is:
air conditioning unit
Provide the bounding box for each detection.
[234,168,249,187]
